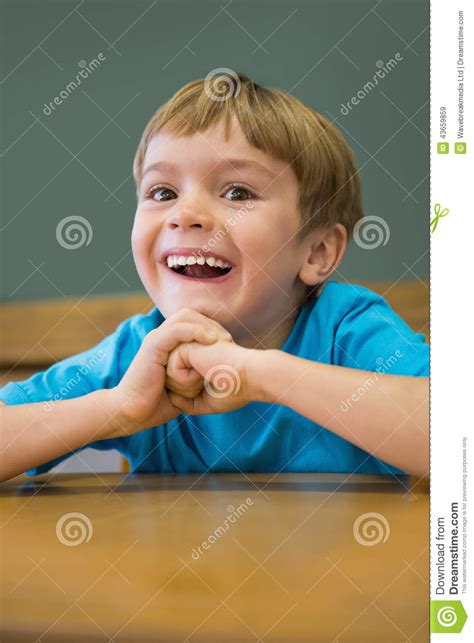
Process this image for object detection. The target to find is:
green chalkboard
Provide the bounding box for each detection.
[1,0,429,301]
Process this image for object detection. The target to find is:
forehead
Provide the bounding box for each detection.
[141,116,296,184]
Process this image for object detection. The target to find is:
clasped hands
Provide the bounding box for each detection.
[111,309,269,434]
[164,310,255,416]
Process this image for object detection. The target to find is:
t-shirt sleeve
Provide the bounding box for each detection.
[332,285,429,377]
[0,317,138,476]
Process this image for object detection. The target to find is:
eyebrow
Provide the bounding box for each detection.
[141,158,277,181]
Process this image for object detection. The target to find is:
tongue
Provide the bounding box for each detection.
[183,264,228,279]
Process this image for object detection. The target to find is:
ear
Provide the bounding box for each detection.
[298,223,347,287]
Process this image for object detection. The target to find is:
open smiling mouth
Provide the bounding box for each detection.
[165,254,233,280]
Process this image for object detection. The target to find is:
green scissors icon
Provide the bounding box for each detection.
[430,203,449,233]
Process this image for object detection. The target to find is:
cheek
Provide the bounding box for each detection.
[131,218,157,276]
[131,225,144,249]
[235,210,295,270]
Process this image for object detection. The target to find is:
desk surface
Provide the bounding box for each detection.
[0,473,429,642]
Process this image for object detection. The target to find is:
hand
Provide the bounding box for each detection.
[109,309,232,435]
[165,339,264,415]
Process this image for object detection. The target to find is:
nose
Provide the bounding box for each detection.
[166,194,215,232]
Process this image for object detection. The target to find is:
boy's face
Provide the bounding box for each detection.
[132,115,310,345]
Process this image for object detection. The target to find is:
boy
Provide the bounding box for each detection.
[0,72,429,482]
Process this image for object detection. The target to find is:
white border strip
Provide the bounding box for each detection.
[431,0,473,638]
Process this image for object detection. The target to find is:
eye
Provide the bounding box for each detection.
[224,183,256,201]
[146,185,177,202]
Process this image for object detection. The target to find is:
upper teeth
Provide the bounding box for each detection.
[166,254,231,269]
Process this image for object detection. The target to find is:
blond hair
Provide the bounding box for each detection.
[133,72,364,299]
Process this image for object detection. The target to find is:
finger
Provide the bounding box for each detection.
[165,367,202,388]
[146,322,221,366]
[168,391,196,414]
[166,344,202,386]
[169,391,215,416]
[165,377,203,398]
[171,308,233,342]
[167,384,203,399]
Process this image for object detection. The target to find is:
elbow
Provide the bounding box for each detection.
[408,457,430,480]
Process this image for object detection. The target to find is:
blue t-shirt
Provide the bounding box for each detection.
[0,282,429,476]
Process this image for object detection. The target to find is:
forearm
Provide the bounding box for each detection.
[254,350,429,478]
[0,389,126,482]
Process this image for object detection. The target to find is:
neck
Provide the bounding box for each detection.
[234,303,303,351]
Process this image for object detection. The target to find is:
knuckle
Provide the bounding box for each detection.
[141,331,155,348]
[178,307,195,319]
[174,321,196,337]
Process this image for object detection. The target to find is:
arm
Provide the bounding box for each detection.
[166,341,428,478]
[0,308,232,483]
[0,390,127,482]
[252,350,429,478]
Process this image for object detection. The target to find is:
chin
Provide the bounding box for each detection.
[155,295,230,323]
[183,300,229,322]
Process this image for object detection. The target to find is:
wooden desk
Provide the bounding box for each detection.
[0,473,429,642]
